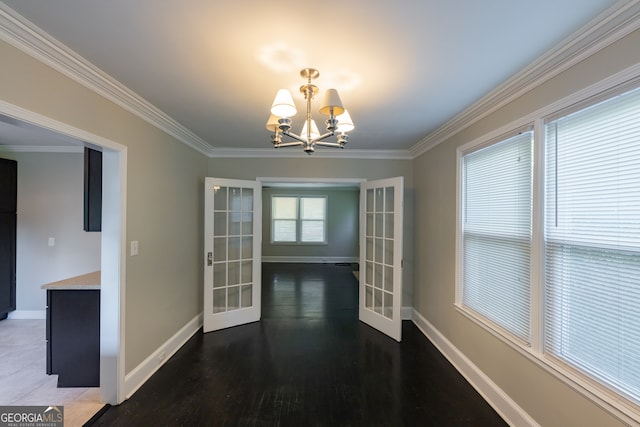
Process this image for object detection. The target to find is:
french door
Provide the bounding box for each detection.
[203,178,262,332]
[359,177,404,341]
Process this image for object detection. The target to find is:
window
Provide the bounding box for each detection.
[271,196,327,243]
[457,81,640,416]
[544,85,640,403]
[460,130,533,343]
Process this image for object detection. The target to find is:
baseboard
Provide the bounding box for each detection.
[401,306,413,320]
[7,310,46,319]
[261,256,359,264]
[124,313,202,399]
[411,309,539,427]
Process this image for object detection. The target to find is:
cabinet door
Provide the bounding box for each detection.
[84,148,102,231]
[48,290,100,387]
[0,213,16,317]
[0,158,16,318]
[0,158,16,213]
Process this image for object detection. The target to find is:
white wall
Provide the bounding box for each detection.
[0,151,101,314]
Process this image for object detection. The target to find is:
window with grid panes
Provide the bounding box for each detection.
[271,196,327,243]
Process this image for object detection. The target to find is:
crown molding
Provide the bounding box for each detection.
[209,147,413,160]
[410,0,640,159]
[0,3,212,157]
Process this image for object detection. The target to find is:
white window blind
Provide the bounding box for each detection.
[544,85,640,402]
[461,131,533,343]
[300,197,326,242]
[272,196,297,242]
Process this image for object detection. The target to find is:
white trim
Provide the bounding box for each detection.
[258,177,366,187]
[410,1,640,158]
[261,256,359,264]
[0,145,83,153]
[124,314,202,399]
[401,306,413,320]
[411,310,539,427]
[7,310,46,319]
[0,100,126,152]
[100,148,127,406]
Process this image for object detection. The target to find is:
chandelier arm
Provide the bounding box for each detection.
[275,142,304,148]
[314,141,342,148]
[310,131,335,143]
[280,130,308,144]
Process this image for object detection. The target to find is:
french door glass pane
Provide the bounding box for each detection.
[213,187,227,210]
[228,237,240,260]
[241,285,252,307]
[213,237,226,262]
[384,293,393,319]
[365,285,373,309]
[213,264,226,288]
[214,212,227,236]
[212,288,226,313]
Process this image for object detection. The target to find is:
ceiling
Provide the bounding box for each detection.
[0,0,622,155]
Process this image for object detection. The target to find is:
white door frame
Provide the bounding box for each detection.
[0,100,127,405]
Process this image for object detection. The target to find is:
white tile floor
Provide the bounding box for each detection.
[0,319,104,426]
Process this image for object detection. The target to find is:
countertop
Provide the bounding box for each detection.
[41,271,101,290]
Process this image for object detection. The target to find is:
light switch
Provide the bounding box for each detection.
[48,237,55,247]
[130,240,139,256]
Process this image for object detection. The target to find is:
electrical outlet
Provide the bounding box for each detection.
[130,240,139,256]
[48,237,55,247]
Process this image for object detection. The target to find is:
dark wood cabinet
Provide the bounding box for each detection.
[84,147,102,232]
[46,289,100,387]
[0,158,17,320]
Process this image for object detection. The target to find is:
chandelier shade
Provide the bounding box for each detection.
[336,110,354,133]
[266,68,354,154]
[265,114,280,133]
[319,89,344,116]
[301,119,320,140]
[270,89,297,118]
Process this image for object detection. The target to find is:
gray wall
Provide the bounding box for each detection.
[412,27,640,427]
[0,38,209,373]
[0,151,101,313]
[262,187,359,261]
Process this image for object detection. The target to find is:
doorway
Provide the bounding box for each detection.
[0,102,126,405]
[204,176,404,341]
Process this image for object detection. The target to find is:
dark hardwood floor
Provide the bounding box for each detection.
[88,263,507,426]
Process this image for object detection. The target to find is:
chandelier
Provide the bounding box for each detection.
[266,68,354,154]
